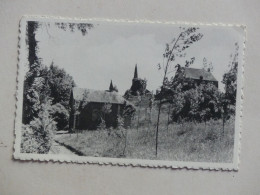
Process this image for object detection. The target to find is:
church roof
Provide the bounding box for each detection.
[183,67,217,82]
[72,87,125,104]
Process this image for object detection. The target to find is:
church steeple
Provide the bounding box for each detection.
[109,80,114,92]
[134,64,138,79]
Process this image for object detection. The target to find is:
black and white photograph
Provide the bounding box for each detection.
[14,17,245,169]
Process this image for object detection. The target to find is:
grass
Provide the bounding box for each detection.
[56,108,235,163]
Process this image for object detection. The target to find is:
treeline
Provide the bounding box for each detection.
[167,43,239,124]
[21,21,79,153]
[22,62,75,153]
[154,26,239,156]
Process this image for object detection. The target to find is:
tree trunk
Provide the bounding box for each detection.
[148,107,152,131]
[73,113,76,132]
[155,100,162,157]
[166,104,171,132]
[222,114,225,137]
[137,108,140,131]
[123,130,127,156]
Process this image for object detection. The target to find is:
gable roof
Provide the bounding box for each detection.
[183,68,217,82]
[72,87,125,104]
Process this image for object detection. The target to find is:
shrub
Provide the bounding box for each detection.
[51,103,69,130]
[97,118,106,130]
[21,100,57,154]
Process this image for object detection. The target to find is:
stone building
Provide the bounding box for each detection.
[69,81,125,130]
[174,65,218,89]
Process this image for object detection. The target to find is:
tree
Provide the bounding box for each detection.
[220,42,239,135]
[55,22,93,36]
[21,99,57,154]
[101,103,112,123]
[155,27,203,156]
[222,42,239,108]
[23,21,93,124]
[171,83,222,123]
[47,63,76,130]
[22,20,94,152]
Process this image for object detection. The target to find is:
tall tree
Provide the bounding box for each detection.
[155,27,203,156]
[48,63,75,106]
[22,21,94,153]
[222,42,239,107]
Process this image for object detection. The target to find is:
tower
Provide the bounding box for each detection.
[134,64,138,79]
[130,64,147,95]
[108,80,118,92]
[109,80,114,92]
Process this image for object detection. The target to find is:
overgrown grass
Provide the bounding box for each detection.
[56,115,234,163]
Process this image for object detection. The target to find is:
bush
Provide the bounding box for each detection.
[97,118,106,130]
[21,101,57,154]
[51,103,69,130]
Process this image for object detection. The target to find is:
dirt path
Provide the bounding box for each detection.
[49,140,77,155]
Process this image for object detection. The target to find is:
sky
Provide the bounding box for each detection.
[35,21,245,94]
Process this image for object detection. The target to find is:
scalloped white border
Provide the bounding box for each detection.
[14,15,246,171]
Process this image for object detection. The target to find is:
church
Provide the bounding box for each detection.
[124,64,153,107]
[69,81,125,131]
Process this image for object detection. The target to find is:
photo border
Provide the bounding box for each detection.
[14,16,246,171]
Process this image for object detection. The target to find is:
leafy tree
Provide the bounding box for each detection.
[48,63,76,107]
[155,27,203,156]
[21,99,56,154]
[222,42,239,107]
[47,63,76,130]
[220,42,239,134]
[97,118,106,130]
[122,102,136,129]
[171,83,222,123]
[51,103,69,130]
[22,20,94,152]
[101,103,112,124]
[55,22,93,36]
[23,21,93,124]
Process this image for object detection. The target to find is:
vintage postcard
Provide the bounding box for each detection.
[14,16,245,170]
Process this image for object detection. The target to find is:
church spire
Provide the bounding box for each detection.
[134,64,138,79]
[109,80,114,91]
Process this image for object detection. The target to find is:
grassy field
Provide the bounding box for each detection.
[56,108,235,163]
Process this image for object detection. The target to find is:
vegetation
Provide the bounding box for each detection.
[155,27,204,156]
[21,21,239,163]
[21,21,93,153]
[56,105,234,162]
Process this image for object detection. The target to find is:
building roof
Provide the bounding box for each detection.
[72,87,125,104]
[183,68,217,82]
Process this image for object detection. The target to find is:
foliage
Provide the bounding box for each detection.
[22,20,91,153]
[56,117,234,162]
[97,118,106,130]
[171,83,222,122]
[21,100,57,154]
[48,63,76,108]
[222,42,239,107]
[55,22,93,36]
[155,27,204,156]
[101,103,112,116]
[51,103,70,130]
